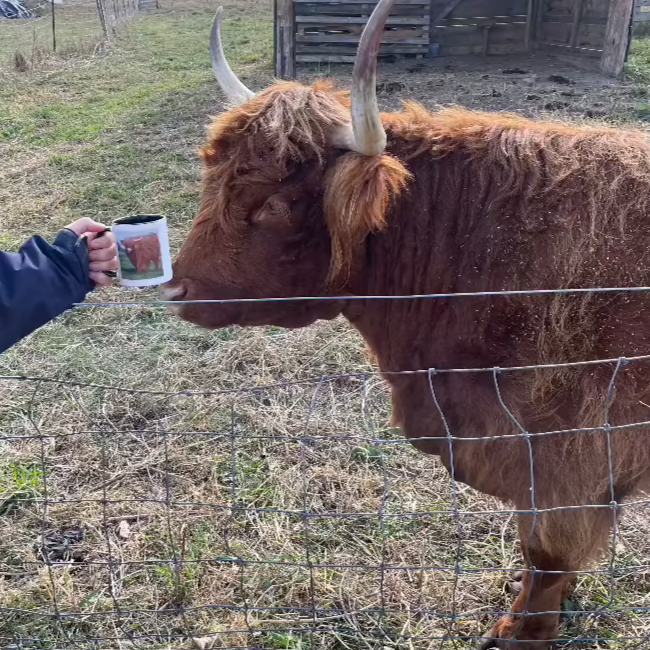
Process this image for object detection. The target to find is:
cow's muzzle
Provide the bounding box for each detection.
[160,282,186,314]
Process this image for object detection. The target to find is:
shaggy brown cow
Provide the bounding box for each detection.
[163,1,650,647]
[121,234,162,274]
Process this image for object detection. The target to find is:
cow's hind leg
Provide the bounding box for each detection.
[480,506,612,650]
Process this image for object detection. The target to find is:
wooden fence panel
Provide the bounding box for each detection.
[294,0,429,62]
[279,0,628,72]
[537,0,609,54]
[634,0,650,23]
[430,0,530,57]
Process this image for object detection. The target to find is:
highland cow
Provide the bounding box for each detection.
[162,1,650,646]
[121,234,162,274]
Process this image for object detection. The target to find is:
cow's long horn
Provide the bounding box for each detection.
[210,6,255,106]
[338,0,394,155]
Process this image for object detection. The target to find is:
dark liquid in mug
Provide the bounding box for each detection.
[115,214,164,226]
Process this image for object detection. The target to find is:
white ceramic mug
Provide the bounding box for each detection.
[112,214,173,288]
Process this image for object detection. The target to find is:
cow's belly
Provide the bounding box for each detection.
[390,381,529,503]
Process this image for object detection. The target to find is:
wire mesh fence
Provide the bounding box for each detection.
[0,0,140,71]
[1,291,649,649]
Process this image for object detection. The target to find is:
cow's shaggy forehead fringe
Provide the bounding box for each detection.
[197,80,412,283]
[197,80,650,285]
[202,81,350,165]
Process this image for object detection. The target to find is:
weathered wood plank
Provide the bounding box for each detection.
[297,31,427,42]
[543,0,573,12]
[577,21,606,48]
[585,0,609,17]
[440,41,526,55]
[296,40,526,61]
[275,0,295,79]
[635,0,650,21]
[482,23,492,55]
[430,0,463,25]
[297,54,359,61]
[535,0,545,43]
[541,20,571,44]
[525,0,533,50]
[302,23,430,31]
[302,24,365,33]
[295,14,427,24]
[297,35,427,43]
[446,0,529,18]
[536,41,602,57]
[438,15,527,25]
[429,0,462,58]
[299,26,428,34]
[297,44,427,53]
[544,0,607,20]
[294,0,426,3]
[601,0,634,76]
[434,22,526,45]
[295,3,428,15]
[569,0,585,49]
[541,13,607,24]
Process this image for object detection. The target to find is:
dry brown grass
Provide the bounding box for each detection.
[2,316,649,648]
[1,1,649,648]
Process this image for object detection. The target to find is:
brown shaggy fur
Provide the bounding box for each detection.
[169,81,650,649]
[324,151,410,282]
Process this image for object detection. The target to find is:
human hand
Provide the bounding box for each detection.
[65,218,119,287]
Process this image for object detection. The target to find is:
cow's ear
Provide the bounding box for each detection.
[251,196,292,230]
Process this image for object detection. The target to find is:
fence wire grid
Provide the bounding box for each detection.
[0,0,140,71]
[1,290,650,649]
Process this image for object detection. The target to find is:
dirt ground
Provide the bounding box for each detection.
[295,51,650,125]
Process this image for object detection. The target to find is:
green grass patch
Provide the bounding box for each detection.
[0,233,24,252]
[0,462,43,516]
[626,36,650,84]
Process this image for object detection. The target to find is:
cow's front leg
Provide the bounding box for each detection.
[479,507,611,650]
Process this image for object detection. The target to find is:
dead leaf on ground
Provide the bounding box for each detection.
[117,520,131,540]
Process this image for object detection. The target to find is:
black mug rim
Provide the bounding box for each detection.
[114,214,165,226]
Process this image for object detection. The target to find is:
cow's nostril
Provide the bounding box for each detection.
[160,284,186,301]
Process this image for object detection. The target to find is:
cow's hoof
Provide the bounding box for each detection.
[478,636,513,650]
[478,616,515,650]
[477,635,553,650]
[478,639,551,650]
[478,640,500,650]
[506,570,525,595]
[478,616,553,650]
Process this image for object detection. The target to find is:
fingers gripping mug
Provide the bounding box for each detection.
[111,215,173,287]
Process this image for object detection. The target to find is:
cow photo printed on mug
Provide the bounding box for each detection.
[112,215,173,288]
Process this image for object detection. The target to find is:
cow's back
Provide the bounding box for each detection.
[349,110,650,501]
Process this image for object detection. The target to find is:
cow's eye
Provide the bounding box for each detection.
[265,197,289,218]
[251,196,291,228]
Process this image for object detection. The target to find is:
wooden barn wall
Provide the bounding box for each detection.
[536,0,610,57]
[294,0,430,63]
[290,0,618,65]
[635,0,650,22]
[430,0,530,57]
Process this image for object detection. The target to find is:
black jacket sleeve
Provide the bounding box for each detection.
[0,229,93,353]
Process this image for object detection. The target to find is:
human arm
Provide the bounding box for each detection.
[0,218,118,353]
